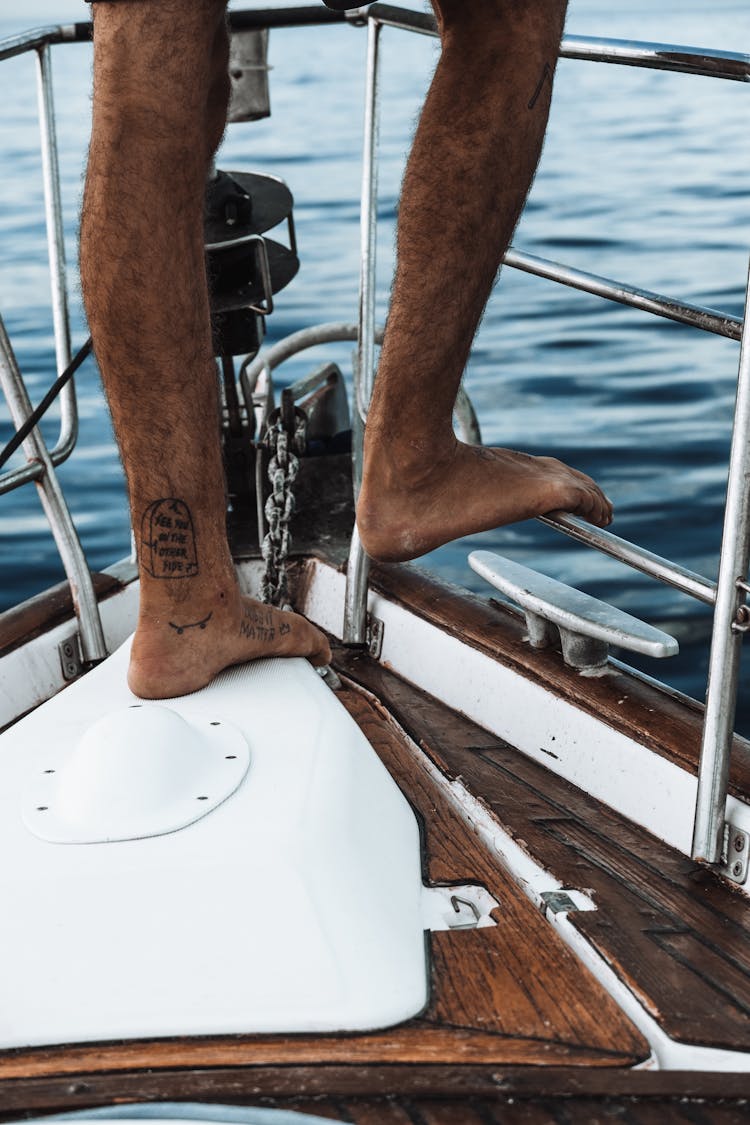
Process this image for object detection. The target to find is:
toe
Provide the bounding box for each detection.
[306,625,332,667]
[283,610,331,667]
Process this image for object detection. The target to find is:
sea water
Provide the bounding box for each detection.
[0,0,748,726]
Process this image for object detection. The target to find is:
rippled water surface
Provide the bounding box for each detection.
[1,1,749,724]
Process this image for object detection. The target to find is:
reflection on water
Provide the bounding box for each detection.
[0,3,749,727]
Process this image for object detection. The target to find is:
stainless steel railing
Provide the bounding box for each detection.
[0,28,105,660]
[0,31,80,493]
[344,4,750,870]
[0,7,749,868]
[0,316,106,663]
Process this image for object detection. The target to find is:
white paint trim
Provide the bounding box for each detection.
[294,558,750,896]
[0,581,139,731]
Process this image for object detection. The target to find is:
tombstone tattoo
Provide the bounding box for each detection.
[141,498,199,579]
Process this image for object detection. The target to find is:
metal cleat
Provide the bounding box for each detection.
[469,550,678,674]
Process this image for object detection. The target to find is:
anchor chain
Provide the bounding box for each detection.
[260,392,306,608]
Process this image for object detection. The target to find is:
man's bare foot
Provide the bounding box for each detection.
[128,589,331,699]
[357,441,613,563]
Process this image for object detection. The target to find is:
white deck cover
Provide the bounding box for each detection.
[0,642,428,1047]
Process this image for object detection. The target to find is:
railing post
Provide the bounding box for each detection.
[692,259,750,865]
[343,14,382,645]
[35,42,78,466]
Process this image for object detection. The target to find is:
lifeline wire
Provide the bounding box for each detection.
[0,336,92,471]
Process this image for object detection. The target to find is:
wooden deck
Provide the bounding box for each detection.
[4,558,750,1116]
[333,642,750,1056]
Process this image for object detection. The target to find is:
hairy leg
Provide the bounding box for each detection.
[358,0,612,562]
[80,0,329,698]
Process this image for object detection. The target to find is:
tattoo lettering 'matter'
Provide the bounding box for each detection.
[141,498,198,579]
[239,603,277,643]
[528,62,552,110]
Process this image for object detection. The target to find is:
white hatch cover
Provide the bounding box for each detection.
[0,641,428,1047]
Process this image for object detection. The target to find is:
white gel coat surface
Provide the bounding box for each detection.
[0,641,428,1046]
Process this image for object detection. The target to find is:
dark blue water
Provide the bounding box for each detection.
[1,2,749,723]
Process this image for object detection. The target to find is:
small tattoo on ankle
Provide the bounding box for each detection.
[528,62,552,110]
[242,604,275,627]
[169,611,213,635]
[240,620,276,643]
[279,621,291,636]
[141,498,199,579]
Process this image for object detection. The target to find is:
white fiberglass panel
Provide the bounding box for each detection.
[0,642,427,1047]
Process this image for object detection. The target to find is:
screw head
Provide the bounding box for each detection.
[734,835,746,853]
[733,861,743,877]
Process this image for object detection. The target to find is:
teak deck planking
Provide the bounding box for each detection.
[4,557,750,1111]
[332,639,750,1054]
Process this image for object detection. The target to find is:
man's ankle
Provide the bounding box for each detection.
[363,430,457,489]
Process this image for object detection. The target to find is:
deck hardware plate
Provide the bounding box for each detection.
[420,884,499,931]
[318,664,343,691]
[722,823,749,885]
[469,550,679,673]
[732,603,750,634]
[58,634,81,681]
[540,890,581,915]
[367,614,384,660]
[448,894,482,929]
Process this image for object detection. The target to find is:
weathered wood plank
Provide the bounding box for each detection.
[333,646,750,1053]
[2,1066,750,1115]
[0,1029,643,1081]
[343,688,646,1060]
[0,572,122,658]
[2,1075,750,1121]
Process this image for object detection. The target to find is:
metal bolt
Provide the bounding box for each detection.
[733,861,743,877]
[734,835,746,853]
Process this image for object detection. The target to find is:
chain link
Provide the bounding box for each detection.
[260,405,306,608]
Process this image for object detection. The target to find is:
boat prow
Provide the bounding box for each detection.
[0,641,429,1046]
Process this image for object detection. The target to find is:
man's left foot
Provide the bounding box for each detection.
[357,439,613,563]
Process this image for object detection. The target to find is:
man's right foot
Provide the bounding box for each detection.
[357,440,613,563]
[129,590,331,699]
